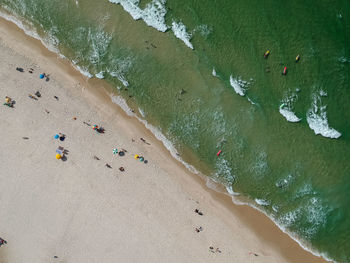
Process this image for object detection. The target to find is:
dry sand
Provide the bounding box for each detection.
[0,17,328,263]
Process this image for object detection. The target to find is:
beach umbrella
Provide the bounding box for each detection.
[93,125,98,130]
[39,74,45,79]
[5,97,10,103]
[134,154,139,159]
[139,157,144,162]
[56,154,62,160]
[113,148,118,154]
[54,134,59,139]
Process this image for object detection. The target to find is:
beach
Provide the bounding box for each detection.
[0,17,329,263]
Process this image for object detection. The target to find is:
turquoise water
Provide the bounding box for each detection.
[1,0,350,261]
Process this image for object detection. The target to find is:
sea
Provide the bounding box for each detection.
[0,0,349,262]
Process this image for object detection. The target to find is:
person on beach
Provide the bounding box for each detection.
[119,167,125,172]
[195,226,203,232]
[195,209,203,216]
[105,163,112,168]
[28,94,37,100]
[0,238,7,247]
[58,133,65,141]
[140,137,150,145]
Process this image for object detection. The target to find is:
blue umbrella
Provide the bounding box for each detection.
[54,134,59,139]
[113,148,118,154]
[39,74,45,79]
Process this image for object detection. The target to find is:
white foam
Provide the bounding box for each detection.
[112,92,335,263]
[0,10,96,80]
[226,186,240,196]
[95,71,105,79]
[212,68,217,77]
[193,24,212,38]
[247,97,257,105]
[338,56,349,63]
[255,199,270,206]
[0,10,59,53]
[107,57,133,87]
[230,75,245,96]
[307,93,341,139]
[279,108,301,122]
[138,107,145,117]
[88,29,112,65]
[110,95,199,174]
[319,90,327,97]
[272,205,279,212]
[226,195,335,263]
[75,65,93,78]
[108,0,168,32]
[171,21,193,49]
[109,71,129,86]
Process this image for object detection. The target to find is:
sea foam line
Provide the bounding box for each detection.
[204,176,334,262]
[0,10,58,53]
[228,193,336,263]
[110,95,199,175]
[171,21,193,49]
[108,0,195,49]
[108,0,168,32]
[0,11,94,79]
[111,95,335,263]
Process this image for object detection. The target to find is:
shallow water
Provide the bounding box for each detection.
[1,0,350,261]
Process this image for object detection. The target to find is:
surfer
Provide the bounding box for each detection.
[264,50,270,59]
[282,66,287,75]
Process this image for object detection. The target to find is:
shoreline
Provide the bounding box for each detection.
[0,14,330,263]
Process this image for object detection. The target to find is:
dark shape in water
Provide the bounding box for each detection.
[296,54,300,62]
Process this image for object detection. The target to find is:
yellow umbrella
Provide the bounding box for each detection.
[56,154,62,160]
[134,154,139,159]
[5,97,10,103]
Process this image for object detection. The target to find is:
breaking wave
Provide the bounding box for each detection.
[307,92,341,139]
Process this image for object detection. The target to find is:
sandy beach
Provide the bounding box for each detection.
[0,17,328,263]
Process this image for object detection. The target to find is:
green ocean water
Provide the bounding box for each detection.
[1,0,350,261]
